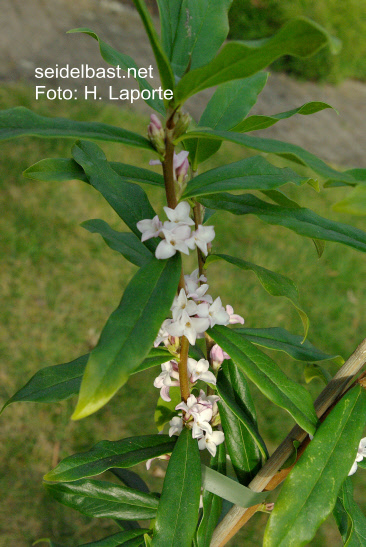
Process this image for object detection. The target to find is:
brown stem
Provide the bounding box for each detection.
[210,336,366,547]
[179,335,190,402]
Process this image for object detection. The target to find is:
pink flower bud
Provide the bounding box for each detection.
[150,114,163,131]
[210,344,230,367]
[173,151,189,182]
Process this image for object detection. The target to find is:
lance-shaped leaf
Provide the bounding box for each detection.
[175,17,338,103]
[232,101,334,133]
[201,465,268,507]
[79,528,149,547]
[82,219,153,267]
[44,479,159,520]
[132,0,175,93]
[333,477,366,546]
[79,530,149,547]
[111,469,150,494]
[179,129,360,186]
[209,325,318,435]
[233,327,341,364]
[1,348,170,413]
[185,73,268,168]
[68,28,165,115]
[44,435,176,482]
[333,185,366,217]
[183,156,310,199]
[199,193,366,253]
[217,361,265,483]
[24,158,164,187]
[73,254,181,419]
[196,443,226,547]
[157,0,232,78]
[207,254,309,338]
[0,107,153,149]
[304,364,332,385]
[72,141,157,252]
[264,385,366,547]
[153,428,201,547]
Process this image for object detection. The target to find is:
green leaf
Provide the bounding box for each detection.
[196,443,226,547]
[157,0,232,79]
[217,361,265,483]
[67,28,165,115]
[264,385,366,547]
[175,17,338,103]
[207,254,309,338]
[44,479,159,520]
[153,428,201,547]
[0,107,153,149]
[79,530,149,547]
[201,465,268,507]
[334,477,366,546]
[199,193,366,253]
[131,0,175,94]
[333,185,366,216]
[209,325,319,435]
[72,141,157,252]
[1,348,170,413]
[33,540,64,547]
[44,435,176,482]
[232,102,334,133]
[179,129,360,186]
[24,158,165,187]
[72,254,181,419]
[232,327,341,364]
[111,469,149,494]
[183,156,309,199]
[82,219,153,267]
[185,73,268,168]
[304,364,333,385]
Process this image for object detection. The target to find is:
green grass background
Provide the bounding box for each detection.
[1,84,365,546]
[229,0,366,83]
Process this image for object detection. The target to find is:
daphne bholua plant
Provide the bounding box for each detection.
[2,0,366,545]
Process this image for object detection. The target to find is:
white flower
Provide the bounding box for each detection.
[349,437,366,476]
[163,201,194,228]
[166,310,210,345]
[187,358,216,385]
[154,319,172,347]
[136,215,163,242]
[153,360,179,402]
[226,305,245,325]
[198,431,225,457]
[184,269,207,294]
[191,408,213,438]
[197,389,220,406]
[187,283,213,304]
[186,225,215,256]
[175,395,213,438]
[171,289,198,322]
[155,225,191,259]
[197,297,230,328]
[169,416,183,437]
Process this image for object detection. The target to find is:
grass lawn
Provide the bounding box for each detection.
[0,83,365,546]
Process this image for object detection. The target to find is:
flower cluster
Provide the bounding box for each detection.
[154,269,243,347]
[171,392,225,457]
[151,269,244,457]
[136,200,215,260]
